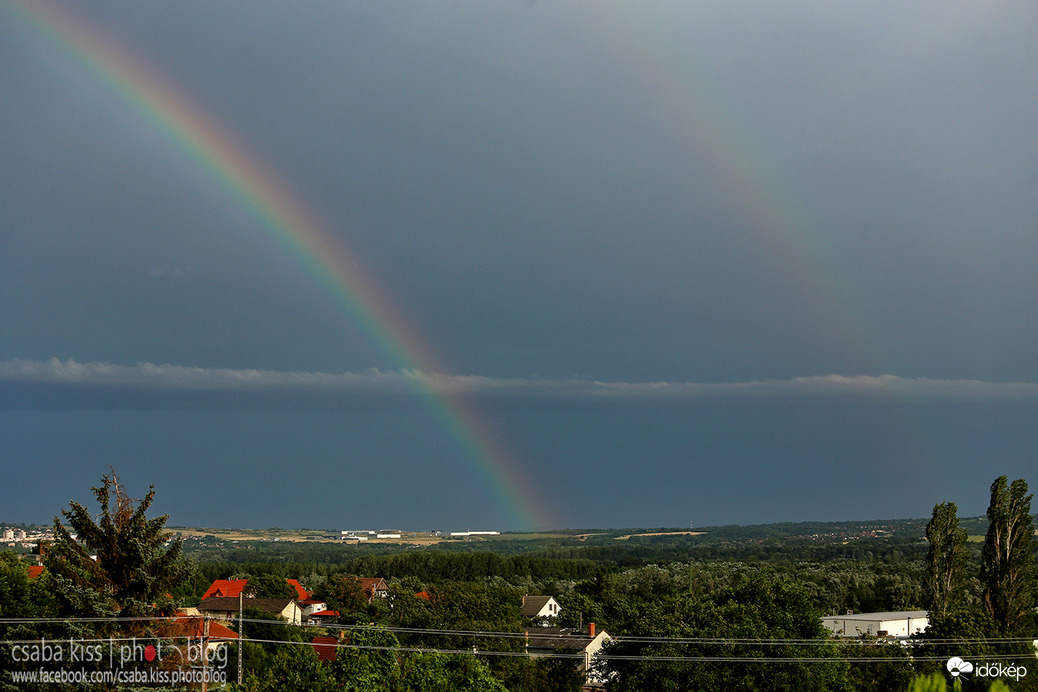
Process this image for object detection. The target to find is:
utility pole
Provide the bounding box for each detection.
[238,591,244,685]
[201,616,210,692]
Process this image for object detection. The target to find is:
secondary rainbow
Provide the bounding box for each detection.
[572,6,936,473]
[10,0,554,531]
[575,5,887,374]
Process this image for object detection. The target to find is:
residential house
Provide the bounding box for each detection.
[201,579,249,600]
[358,578,389,601]
[525,623,610,687]
[821,610,929,639]
[521,595,562,624]
[164,616,239,651]
[306,609,340,624]
[198,597,303,626]
[153,615,239,666]
[298,598,328,618]
[298,598,340,624]
[201,577,310,602]
[286,579,311,601]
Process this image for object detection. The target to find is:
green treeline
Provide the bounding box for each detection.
[2,473,1036,692]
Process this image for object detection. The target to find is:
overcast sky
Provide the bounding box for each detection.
[2,1,1036,531]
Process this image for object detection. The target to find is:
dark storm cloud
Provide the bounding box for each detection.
[4,2,1036,381]
[2,1,1037,529]
[4,376,1036,528]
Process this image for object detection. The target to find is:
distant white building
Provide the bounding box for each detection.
[821,610,928,639]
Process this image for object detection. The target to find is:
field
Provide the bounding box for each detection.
[615,531,706,540]
[166,526,606,546]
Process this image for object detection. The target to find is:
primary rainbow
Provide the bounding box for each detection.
[9,0,554,531]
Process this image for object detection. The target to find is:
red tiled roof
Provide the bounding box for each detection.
[201,579,248,600]
[309,610,340,618]
[168,617,239,640]
[27,566,44,579]
[286,579,311,600]
[311,636,338,662]
[202,578,309,601]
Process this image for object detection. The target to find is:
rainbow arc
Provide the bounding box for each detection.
[9,0,553,531]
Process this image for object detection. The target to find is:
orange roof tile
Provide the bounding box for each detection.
[286,579,310,600]
[201,579,248,600]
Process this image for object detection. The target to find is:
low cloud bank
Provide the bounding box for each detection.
[3,358,1038,404]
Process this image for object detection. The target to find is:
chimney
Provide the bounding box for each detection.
[588,623,596,638]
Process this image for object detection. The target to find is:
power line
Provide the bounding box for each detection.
[4,616,1037,650]
[215,635,1038,665]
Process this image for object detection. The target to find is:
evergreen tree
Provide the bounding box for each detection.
[923,501,970,618]
[980,476,1035,634]
[45,470,184,617]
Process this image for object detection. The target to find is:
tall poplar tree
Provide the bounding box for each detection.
[923,501,969,618]
[980,476,1035,634]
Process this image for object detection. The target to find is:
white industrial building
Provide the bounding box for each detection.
[821,610,928,639]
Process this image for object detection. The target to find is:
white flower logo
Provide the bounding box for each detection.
[946,657,974,678]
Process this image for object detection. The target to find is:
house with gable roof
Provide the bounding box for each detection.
[298,596,341,623]
[201,579,249,600]
[165,615,239,644]
[358,577,389,601]
[159,614,239,662]
[306,608,341,624]
[201,577,311,602]
[525,623,611,687]
[521,595,562,624]
[198,597,303,625]
[286,579,311,601]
